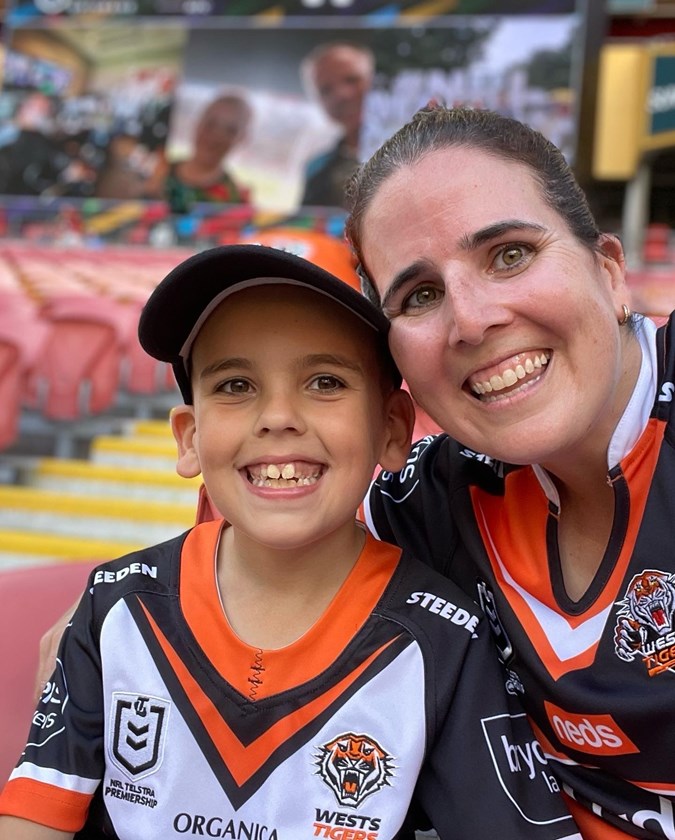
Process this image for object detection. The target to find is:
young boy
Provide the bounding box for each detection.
[0,245,580,839]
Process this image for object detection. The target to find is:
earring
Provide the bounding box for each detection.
[619,304,631,326]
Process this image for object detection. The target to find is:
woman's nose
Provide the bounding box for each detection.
[445,276,512,347]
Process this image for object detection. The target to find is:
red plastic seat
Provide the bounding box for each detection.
[27,296,128,420]
[0,561,97,786]
[0,331,22,450]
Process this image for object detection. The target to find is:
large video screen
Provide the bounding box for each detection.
[0,6,581,218]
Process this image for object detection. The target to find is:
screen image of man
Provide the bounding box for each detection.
[300,42,374,209]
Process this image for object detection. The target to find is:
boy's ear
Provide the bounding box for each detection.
[378,388,415,472]
[170,405,201,478]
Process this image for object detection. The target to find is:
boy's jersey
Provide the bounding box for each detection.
[0,522,579,840]
[363,315,675,840]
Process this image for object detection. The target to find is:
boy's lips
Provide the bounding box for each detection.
[466,350,551,401]
[245,460,325,488]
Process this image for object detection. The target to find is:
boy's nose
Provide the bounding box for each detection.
[253,391,307,436]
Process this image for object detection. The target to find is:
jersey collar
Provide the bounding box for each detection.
[533,317,658,504]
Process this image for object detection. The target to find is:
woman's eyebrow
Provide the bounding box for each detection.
[458,220,547,251]
[381,261,432,311]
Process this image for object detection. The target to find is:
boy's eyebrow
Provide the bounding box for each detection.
[198,357,252,380]
[381,219,547,311]
[197,354,366,380]
[300,354,365,375]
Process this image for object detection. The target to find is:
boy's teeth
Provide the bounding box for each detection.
[250,462,320,487]
[261,464,296,480]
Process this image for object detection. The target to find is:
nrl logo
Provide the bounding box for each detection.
[315,732,394,807]
[110,693,170,780]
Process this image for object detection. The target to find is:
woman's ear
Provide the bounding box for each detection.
[597,233,628,292]
[378,388,416,472]
[170,405,201,479]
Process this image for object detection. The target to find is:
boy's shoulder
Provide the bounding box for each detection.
[86,530,188,610]
[377,546,484,643]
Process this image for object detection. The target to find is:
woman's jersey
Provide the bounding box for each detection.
[0,522,579,839]
[363,315,675,840]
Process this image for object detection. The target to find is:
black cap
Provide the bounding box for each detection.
[138,244,399,403]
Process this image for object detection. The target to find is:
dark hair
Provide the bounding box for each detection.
[345,105,601,305]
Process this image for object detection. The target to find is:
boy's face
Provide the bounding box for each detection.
[171,285,412,552]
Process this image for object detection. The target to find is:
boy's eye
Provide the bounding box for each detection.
[309,374,345,392]
[219,378,253,394]
[491,243,534,271]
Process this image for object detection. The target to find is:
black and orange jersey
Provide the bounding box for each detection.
[0,523,579,839]
[364,315,675,840]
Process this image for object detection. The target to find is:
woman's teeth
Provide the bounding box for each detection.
[471,352,550,396]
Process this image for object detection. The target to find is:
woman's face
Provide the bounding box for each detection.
[194,101,248,166]
[360,146,637,471]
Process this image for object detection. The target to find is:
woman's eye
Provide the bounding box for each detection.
[400,285,443,313]
[309,375,345,392]
[492,243,533,271]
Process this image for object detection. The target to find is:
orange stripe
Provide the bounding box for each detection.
[471,478,596,679]
[0,778,90,832]
[563,795,637,840]
[629,780,675,794]
[139,598,401,787]
[471,420,666,680]
[179,521,401,697]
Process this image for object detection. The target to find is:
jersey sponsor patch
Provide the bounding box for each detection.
[544,702,639,757]
[405,590,480,635]
[27,660,68,749]
[315,733,394,808]
[109,692,170,780]
[93,562,158,585]
[481,712,573,826]
[614,569,675,676]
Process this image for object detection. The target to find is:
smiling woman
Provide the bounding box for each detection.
[346,105,675,840]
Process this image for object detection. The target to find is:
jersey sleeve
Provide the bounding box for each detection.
[0,574,103,833]
[416,622,581,840]
[365,435,459,575]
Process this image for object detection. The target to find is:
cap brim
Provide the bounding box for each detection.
[138,244,397,403]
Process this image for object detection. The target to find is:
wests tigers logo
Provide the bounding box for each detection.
[315,732,394,807]
[614,569,675,663]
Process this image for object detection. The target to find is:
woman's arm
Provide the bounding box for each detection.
[34,599,80,702]
[0,816,73,840]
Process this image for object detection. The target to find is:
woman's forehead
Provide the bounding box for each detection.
[361,148,550,254]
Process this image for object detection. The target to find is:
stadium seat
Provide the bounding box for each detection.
[26,295,127,420]
[0,561,97,787]
[0,327,23,450]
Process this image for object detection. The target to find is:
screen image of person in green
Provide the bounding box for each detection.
[345,104,675,840]
[149,92,253,213]
[0,245,581,839]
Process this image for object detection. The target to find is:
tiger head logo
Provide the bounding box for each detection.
[623,570,675,636]
[316,732,394,807]
[614,570,675,663]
